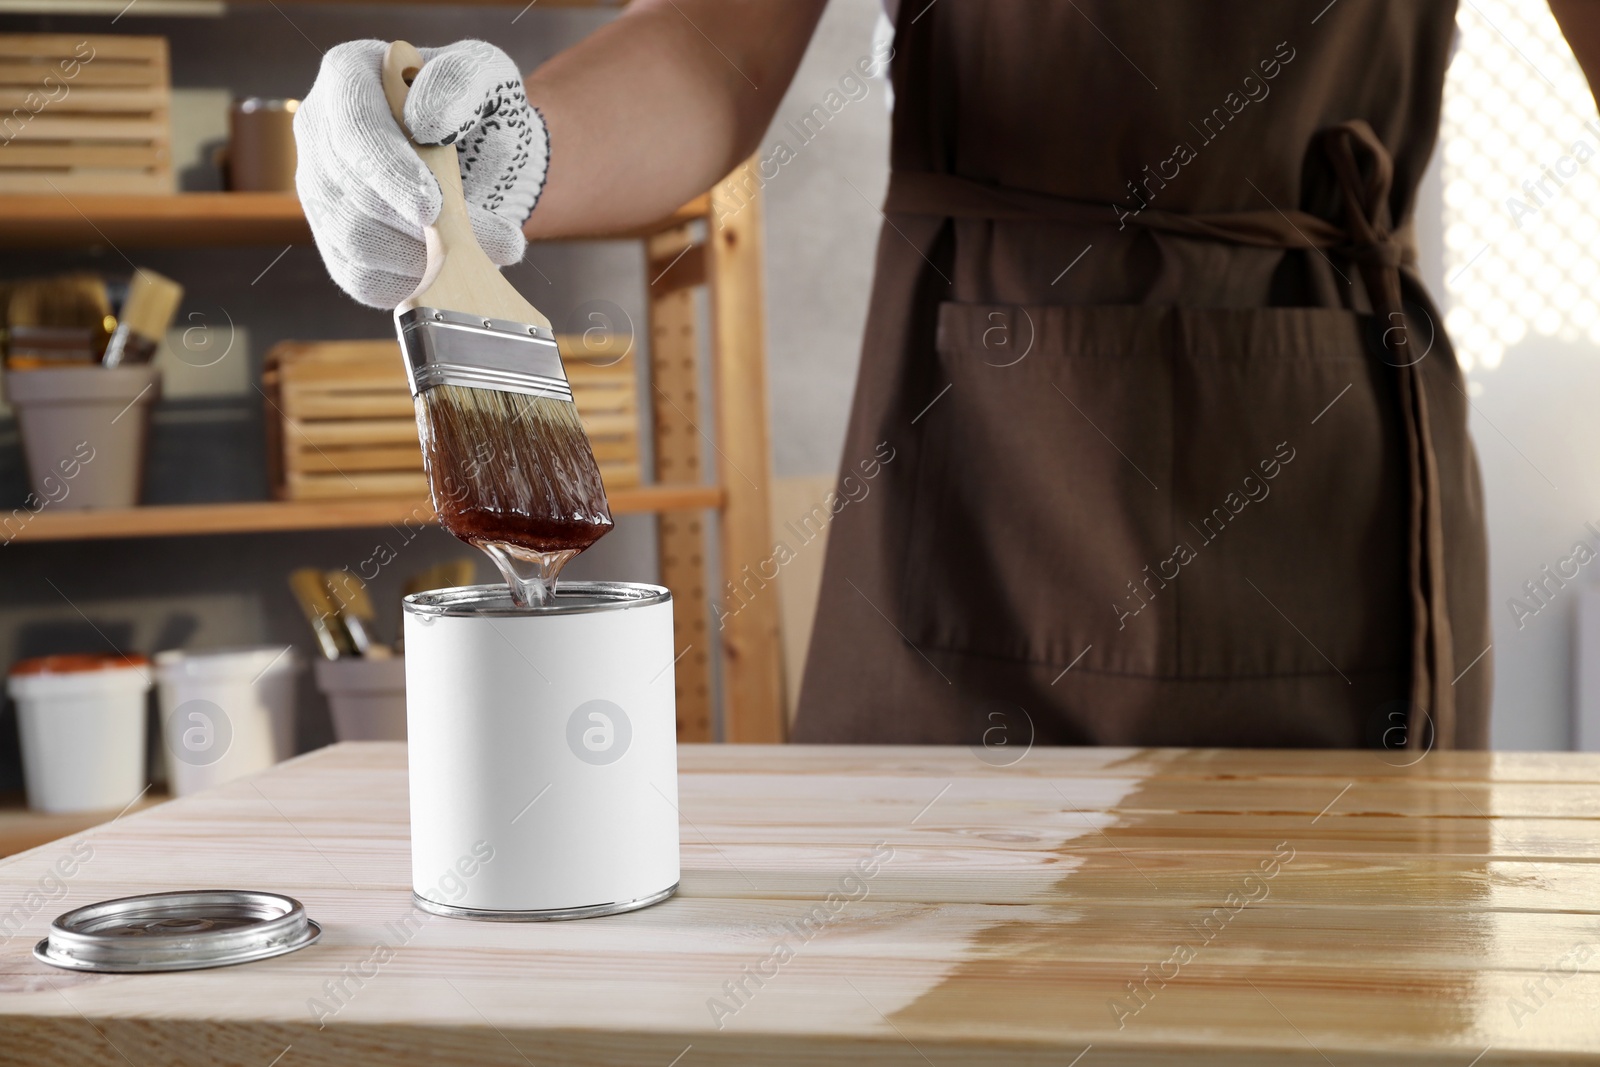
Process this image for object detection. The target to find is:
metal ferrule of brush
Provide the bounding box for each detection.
[395,306,572,402]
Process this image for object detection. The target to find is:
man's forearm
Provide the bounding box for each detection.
[524,0,827,238]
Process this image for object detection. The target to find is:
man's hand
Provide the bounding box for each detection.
[294,39,549,309]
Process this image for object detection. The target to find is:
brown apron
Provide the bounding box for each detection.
[792,0,1490,750]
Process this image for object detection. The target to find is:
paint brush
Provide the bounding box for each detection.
[324,569,390,658]
[289,567,354,659]
[6,273,113,367]
[103,268,183,367]
[380,41,612,607]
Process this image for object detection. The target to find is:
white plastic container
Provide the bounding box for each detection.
[153,646,298,796]
[7,654,151,813]
[314,656,406,741]
[403,582,680,919]
[5,364,160,509]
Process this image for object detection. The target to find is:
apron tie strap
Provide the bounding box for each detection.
[1320,120,1455,752]
[1319,122,1406,322]
[1342,240,1408,269]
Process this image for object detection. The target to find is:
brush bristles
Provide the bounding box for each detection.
[416,384,612,542]
[7,273,111,329]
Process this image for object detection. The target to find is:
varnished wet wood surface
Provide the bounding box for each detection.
[1,742,1598,1065]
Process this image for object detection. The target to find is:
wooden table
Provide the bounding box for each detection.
[1,742,1597,1065]
[0,791,165,861]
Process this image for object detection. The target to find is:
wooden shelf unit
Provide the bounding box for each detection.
[0,192,711,247]
[3,486,725,543]
[1,179,784,745]
[639,172,783,743]
[248,0,629,5]
[0,192,308,247]
[0,17,783,860]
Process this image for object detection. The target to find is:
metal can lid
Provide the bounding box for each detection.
[404,580,670,619]
[34,890,321,973]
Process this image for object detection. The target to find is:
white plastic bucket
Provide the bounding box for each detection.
[154,646,298,796]
[7,654,151,813]
[314,656,406,741]
[402,582,679,919]
[4,364,160,509]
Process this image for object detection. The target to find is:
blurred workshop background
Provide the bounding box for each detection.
[0,0,1597,837]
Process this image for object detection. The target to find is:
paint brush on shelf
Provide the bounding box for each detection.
[325,569,391,658]
[102,268,183,368]
[289,568,354,660]
[5,273,113,367]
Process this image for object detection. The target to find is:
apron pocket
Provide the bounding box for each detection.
[901,302,1411,680]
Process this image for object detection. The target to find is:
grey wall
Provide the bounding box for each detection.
[759,0,889,478]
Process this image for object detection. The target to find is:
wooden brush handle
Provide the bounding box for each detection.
[380,41,550,326]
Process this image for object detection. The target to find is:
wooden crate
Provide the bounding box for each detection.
[263,337,642,502]
[0,34,173,194]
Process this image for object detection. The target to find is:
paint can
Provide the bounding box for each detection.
[402,582,680,919]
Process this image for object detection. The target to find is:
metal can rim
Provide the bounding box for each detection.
[33,889,321,973]
[403,581,671,618]
[411,881,678,922]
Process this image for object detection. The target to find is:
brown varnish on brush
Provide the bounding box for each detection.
[418,383,613,606]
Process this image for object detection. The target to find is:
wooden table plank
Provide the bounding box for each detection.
[675,744,1600,782]
[1,743,1598,1065]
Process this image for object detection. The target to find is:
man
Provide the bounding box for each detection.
[295,1,1600,751]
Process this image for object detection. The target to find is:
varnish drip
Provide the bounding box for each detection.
[478,542,580,607]
[415,384,613,606]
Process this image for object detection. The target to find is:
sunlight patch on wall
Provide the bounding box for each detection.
[1440,0,1600,373]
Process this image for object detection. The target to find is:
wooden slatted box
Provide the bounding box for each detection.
[263,337,641,502]
[0,34,173,194]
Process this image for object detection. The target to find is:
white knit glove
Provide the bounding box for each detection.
[294,39,550,309]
